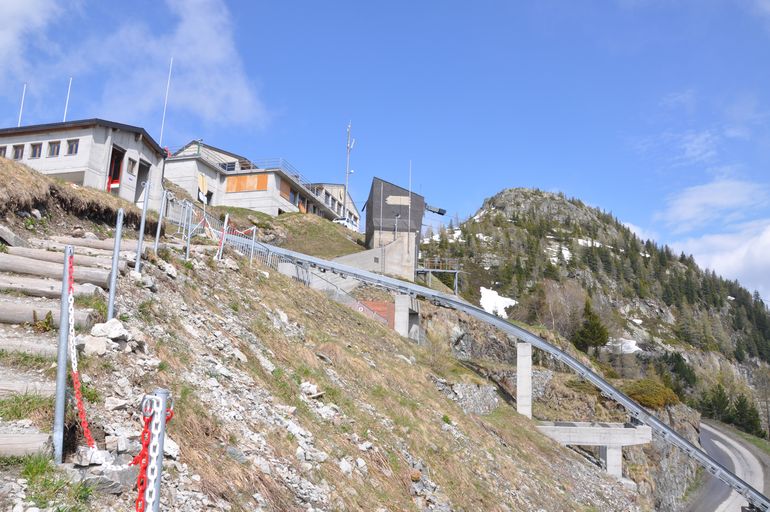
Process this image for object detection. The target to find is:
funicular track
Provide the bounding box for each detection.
[168,198,770,510]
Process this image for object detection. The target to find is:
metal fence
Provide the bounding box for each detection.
[163,196,387,325]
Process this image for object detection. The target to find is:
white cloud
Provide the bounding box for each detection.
[2,0,266,133]
[675,219,770,299]
[660,89,696,114]
[656,178,769,234]
[623,222,658,242]
[0,0,61,97]
[80,0,267,131]
[675,130,719,165]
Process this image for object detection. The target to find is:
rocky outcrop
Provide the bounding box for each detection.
[626,404,701,512]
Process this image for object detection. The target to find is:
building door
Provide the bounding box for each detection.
[107,146,125,195]
[134,161,151,203]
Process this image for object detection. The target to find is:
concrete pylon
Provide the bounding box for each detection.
[394,294,411,338]
[599,445,623,478]
[516,341,532,419]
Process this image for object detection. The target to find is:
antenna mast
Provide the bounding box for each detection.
[17,83,27,127]
[407,160,412,255]
[63,77,73,122]
[159,57,173,146]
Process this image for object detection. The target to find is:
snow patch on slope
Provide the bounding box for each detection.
[480,287,518,319]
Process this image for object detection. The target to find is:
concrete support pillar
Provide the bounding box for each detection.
[516,341,532,419]
[394,294,410,338]
[599,445,623,478]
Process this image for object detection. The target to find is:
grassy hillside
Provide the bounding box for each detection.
[0,163,642,511]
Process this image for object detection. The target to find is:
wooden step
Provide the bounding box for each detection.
[0,432,50,456]
[0,368,55,398]
[50,235,150,252]
[0,324,58,358]
[0,274,103,299]
[0,253,110,288]
[6,246,127,273]
[0,298,97,329]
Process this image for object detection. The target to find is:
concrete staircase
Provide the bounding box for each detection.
[0,229,129,457]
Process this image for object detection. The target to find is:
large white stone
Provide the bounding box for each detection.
[76,335,109,357]
[91,318,129,341]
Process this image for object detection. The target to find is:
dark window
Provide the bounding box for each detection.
[289,189,297,205]
[12,145,24,160]
[0,146,6,158]
[48,141,60,157]
[30,143,42,158]
[219,161,236,172]
[66,139,79,155]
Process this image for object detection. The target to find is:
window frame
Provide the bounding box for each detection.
[12,145,24,160]
[66,139,79,156]
[30,143,42,159]
[48,141,61,157]
[0,146,6,158]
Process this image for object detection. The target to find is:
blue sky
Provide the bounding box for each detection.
[2,0,770,297]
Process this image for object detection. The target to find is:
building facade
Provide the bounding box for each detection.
[309,183,360,231]
[165,141,341,220]
[0,119,165,210]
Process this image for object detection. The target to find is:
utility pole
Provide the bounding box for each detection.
[343,122,354,222]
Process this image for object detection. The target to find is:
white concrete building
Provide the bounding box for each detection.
[309,183,360,231]
[165,141,340,220]
[0,118,165,210]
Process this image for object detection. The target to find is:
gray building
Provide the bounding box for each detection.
[365,177,426,250]
[0,118,165,210]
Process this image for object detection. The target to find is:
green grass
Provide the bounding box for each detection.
[0,394,54,421]
[80,382,100,403]
[620,378,679,409]
[0,349,54,372]
[16,454,93,510]
[74,294,107,322]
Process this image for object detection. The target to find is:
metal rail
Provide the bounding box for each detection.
[244,241,770,511]
[159,196,768,509]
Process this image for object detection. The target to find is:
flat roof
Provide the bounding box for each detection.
[0,118,164,156]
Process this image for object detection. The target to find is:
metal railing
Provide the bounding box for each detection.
[157,194,769,511]
[163,197,386,325]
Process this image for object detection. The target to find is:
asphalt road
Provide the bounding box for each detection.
[686,422,765,512]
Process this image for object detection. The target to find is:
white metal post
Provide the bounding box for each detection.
[107,209,124,319]
[153,189,168,255]
[53,245,73,463]
[135,180,151,274]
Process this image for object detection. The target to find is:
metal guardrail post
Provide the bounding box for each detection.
[135,179,151,274]
[53,244,73,464]
[153,189,168,255]
[216,213,229,260]
[249,229,256,266]
[107,208,124,320]
[185,205,193,261]
[150,387,170,512]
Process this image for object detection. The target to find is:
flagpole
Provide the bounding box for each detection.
[63,77,73,122]
[17,83,27,127]
[159,57,173,146]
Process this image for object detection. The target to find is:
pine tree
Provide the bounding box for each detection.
[572,299,609,353]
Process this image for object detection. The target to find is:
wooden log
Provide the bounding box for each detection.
[0,433,50,456]
[0,338,57,357]
[0,380,55,397]
[6,246,126,273]
[0,253,110,288]
[0,300,97,329]
[28,239,116,258]
[51,235,159,253]
[0,275,103,299]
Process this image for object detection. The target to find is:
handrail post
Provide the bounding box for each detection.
[135,179,151,274]
[53,245,73,464]
[185,205,193,261]
[107,209,124,320]
[149,388,170,512]
[153,189,168,255]
[249,228,256,266]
